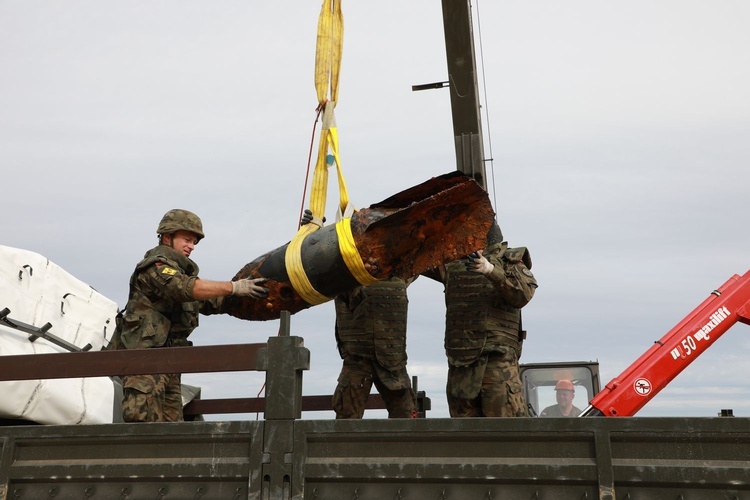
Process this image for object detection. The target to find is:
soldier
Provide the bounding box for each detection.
[299,209,417,419]
[425,221,537,418]
[114,209,268,423]
[331,277,418,419]
[539,379,582,417]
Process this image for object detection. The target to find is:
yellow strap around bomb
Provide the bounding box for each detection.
[335,218,378,287]
[286,223,330,305]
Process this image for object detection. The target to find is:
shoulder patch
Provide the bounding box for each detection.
[522,268,534,278]
[160,266,178,276]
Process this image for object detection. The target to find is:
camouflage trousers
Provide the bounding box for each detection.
[332,357,417,419]
[446,350,528,418]
[121,373,184,422]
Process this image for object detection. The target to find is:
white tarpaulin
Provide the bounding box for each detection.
[0,245,119,424]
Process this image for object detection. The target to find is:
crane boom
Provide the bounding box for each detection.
[584,270,750,417]
[441,0,487,190]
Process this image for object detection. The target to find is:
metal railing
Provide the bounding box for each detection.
[0,310,430,420]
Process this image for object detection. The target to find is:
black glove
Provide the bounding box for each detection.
[301,209,326,226]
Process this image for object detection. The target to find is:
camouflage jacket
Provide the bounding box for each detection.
[334,277,410,372]
[117,245,222,350]
[432,242,537,366]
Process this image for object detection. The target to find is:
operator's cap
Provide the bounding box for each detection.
[555,379,575,391]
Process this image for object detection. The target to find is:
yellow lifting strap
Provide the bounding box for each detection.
[312,0,348,220]
[285,0,377,305]
[314,0,342,106]
[335,218,379,287]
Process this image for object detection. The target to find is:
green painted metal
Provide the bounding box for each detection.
[1,416,749,499]
[1,314,749,499]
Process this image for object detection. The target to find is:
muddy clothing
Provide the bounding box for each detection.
[118,244,222,423]
[332,278,416,419]
[121,373,183,422]
[332,357,416,419]
[539,404,582,418]
[446,351,527,417]
[430,242,537,418]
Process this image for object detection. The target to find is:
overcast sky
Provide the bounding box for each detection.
[2,1,749,419]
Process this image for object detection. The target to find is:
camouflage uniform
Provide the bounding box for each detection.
[116,244,222,422]
[439,241,537,418]
[331,277,417,419]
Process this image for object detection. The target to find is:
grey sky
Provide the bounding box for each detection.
[2,1,749,419]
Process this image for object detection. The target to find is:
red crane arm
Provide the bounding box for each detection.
[585,271,750,417]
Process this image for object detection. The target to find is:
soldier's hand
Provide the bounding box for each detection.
[300,209,325,227]
[231,277,269,298]
[465,250,494,276]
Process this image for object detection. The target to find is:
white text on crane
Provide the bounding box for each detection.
[670,306,731,360]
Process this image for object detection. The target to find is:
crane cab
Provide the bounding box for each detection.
[520,361,601,417]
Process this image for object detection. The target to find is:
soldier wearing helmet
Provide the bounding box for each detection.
[115,209,269,423]
[424,220,538,418]
[539,379,582,417]
[156,208,206,242]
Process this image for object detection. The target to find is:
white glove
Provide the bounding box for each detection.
[231,277,269,298]
[466,250,494,276]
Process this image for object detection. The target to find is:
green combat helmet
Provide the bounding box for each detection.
[157,209,205,242]
[487,220,503,246]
